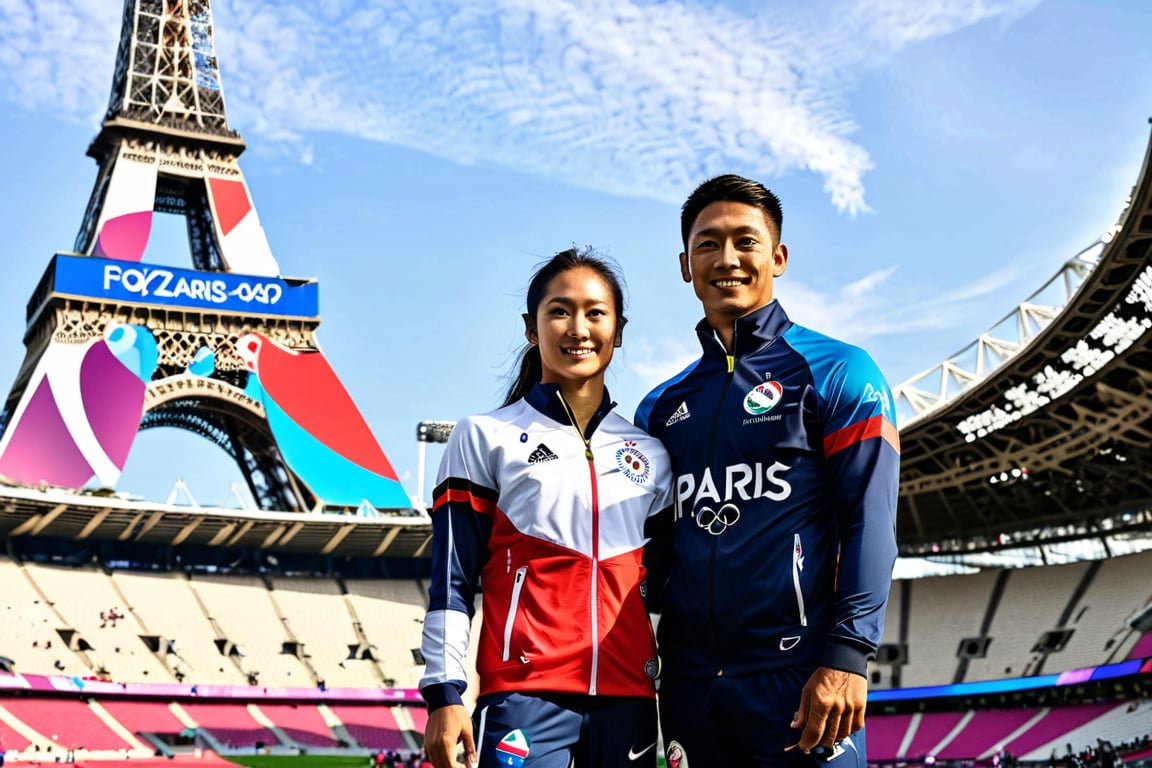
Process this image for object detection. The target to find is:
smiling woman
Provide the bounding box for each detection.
[417,247,673,768]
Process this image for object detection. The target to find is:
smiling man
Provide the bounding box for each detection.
[636,174,900,768]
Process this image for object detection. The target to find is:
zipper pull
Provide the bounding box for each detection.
[585,447,593,461]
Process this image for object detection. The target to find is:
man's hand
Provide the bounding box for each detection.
[425,704,477,768]
[790,667,867,753]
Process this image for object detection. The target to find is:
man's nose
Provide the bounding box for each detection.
[717,241,740,267]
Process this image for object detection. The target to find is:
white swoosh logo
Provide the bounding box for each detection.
[629,743,656,760]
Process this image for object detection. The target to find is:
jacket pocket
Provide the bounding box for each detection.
[502,566,528,662]
[792,534,807,627]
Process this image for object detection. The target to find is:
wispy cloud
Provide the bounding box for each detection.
[0,0,1039,213]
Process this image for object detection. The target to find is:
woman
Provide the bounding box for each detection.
[419,247,672,768]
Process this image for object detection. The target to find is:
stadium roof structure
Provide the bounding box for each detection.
[0,484,432,558]
[892,122,1152,559]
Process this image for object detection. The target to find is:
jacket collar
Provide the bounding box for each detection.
[695,300,792,358]
[524,382,615,439]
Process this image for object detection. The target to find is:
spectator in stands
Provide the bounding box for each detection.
[636,175,900,768]
[419,248,672,768]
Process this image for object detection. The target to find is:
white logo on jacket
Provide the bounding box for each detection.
[674,462,792,526]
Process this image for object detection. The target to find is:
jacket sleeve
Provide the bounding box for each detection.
[817,347,900,677]
[633,406,675,615]
[418,416,496,710]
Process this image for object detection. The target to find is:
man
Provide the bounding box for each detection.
[636,174,899,768]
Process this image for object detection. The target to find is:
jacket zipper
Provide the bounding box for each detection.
[707,353,735,673]
[792,534,808,626]
[502,566,528,662]
[556,391,600,695]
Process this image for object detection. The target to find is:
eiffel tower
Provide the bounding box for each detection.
[0,0,411,514]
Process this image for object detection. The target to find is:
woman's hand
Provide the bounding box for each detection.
[425,704,477,768]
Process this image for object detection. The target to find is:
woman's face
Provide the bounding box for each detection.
[528,266,621,392]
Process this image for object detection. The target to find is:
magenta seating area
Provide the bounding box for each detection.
[3,698,136,750]
[180,702,279,748]
[936,709,1039,758]
[100,699,188,734]
[256,703,342,747]
[0,716,31,751]
[867,702,1139,762]
[329,704,406,750]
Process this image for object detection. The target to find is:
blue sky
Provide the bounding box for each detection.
[0,0,1150,507]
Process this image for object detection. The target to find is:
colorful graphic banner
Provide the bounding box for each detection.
[52,255,318,318]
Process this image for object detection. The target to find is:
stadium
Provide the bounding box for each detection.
[1,2,1151,767]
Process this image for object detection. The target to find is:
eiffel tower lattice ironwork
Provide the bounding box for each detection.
[0,0,411,514]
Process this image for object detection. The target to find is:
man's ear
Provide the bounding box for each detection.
[523,313,537,345]
[679,252,691,283]
[773,243,789,276]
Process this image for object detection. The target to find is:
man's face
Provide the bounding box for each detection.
[680,200,788,327]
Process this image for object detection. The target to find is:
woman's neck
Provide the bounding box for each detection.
[556,379,605,435]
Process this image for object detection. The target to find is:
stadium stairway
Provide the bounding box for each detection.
[245,702,296,749]
[87,698,153,755]
[0,701,55,753]
[318,702,361,748]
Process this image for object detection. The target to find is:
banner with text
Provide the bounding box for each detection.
[52,255,319,317]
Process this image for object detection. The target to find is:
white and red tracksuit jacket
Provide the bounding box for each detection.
[419,383,673,710]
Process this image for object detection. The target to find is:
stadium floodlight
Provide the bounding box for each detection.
[416,420,457,508]
[417,420,457,444]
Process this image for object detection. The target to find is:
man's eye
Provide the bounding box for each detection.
[738,237,758,247]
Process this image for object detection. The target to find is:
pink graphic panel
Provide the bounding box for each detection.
[88,148,158,261]
[93,210,152,262]
[0,376,94,487]
[80,338,149,468]
[0,324,157,490]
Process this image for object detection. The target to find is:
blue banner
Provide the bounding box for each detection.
[52,255,319,318]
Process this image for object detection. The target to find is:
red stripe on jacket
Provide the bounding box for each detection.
[824,415,900,457]
[434,487,497,516]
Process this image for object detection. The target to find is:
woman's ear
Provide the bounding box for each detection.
[614,317,627,348]
[523,313,538,345]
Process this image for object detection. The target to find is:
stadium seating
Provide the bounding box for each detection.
[268,576,378,689]
[251,703,342,748]
[868,700,1152,762]
[326,704,407,751]
[872,549,1152,689]
[0,558,102,678]
[21,563,173,684]
[112,570,246,685]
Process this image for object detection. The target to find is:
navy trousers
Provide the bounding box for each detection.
[474,691,658,768]
[658,668,868,768]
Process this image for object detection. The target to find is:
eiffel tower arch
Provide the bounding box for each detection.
[0,0,411,514]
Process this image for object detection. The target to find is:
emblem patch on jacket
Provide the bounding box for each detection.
[743,381,783,415]
[616,441,651,484]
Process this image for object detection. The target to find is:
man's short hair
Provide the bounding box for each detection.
[681,174,783,250]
